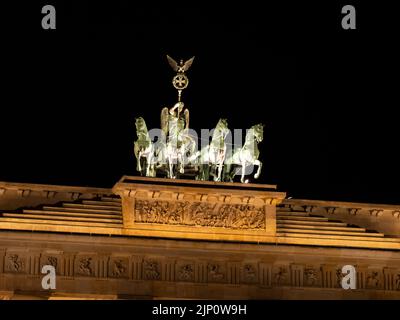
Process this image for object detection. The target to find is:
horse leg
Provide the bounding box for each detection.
[179,152,185,174]
[145,157,149,176]
[168,156,173,179]
[241,161,246,183]
[137,151,142,172]
[197,165,202,180]
[223,163,231,182]
[214,156,221,181]
[218,163,223,181]
[217,147,226,182]
[209,164,215,180]
[146,154,153,177]
[136,157,140,172]
[212,164,218,181]
[210,166,217,181]
[254,159,262,179]
[172,162,176,178]
[204,164,210,180]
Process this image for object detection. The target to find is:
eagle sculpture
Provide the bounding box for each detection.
[166,55,195,73]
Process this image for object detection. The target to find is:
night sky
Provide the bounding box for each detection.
[1,1,399,204]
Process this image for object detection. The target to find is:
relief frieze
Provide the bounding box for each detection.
[134,199,265,230]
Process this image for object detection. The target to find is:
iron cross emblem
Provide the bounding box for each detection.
[172,74,189,90]
[166,55,195,101]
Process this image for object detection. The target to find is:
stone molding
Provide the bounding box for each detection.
[281,199,400,237]
[112,176,286,242]
[1,245,400,296]
[282,199,400,218]
[0,181,112,199]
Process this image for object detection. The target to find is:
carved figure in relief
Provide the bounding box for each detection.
[336,268,344,286]
[111,259,127,277]
[144,260,160,280]
[304,268,318,286]
[178,264,194,281]
[243,264,256,281]
[47,256,58,268]
[367,271,379,288]
[275,267,287,284]
[7,254,24,272]
[78,257,93,276]
[134,199,266,230]
[395,274,400,290]
[208,264,224,281]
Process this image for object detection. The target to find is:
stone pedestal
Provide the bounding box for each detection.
[112,176,286,243]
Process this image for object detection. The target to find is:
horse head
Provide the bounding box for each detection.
[216,118,228,129]
[251,123,264,143]
[135,117,148,134]
[215,118,230,138]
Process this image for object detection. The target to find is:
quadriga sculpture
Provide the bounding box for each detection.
[223,123,264,183]
[133,117,155,177]
[134,113,264,183]
[195,119,229,182]
[160,102,197,178]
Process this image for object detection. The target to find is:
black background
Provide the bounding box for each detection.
[0,299,393,319]
[1,1,399,203]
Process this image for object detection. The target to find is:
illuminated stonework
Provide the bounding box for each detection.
[134,199,266,230]
[1,177,400,299]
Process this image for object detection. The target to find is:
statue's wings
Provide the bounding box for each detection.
[184,109,189,129]
[161,107,169,137]
[183,56,195,72]
[166,55,179,72]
